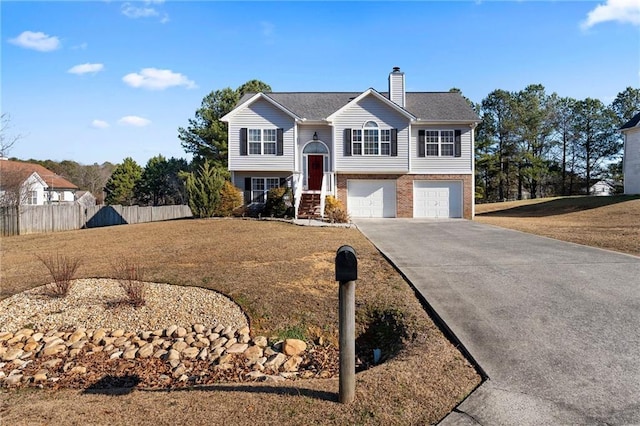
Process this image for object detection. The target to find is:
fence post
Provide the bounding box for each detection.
[335,245,358,404]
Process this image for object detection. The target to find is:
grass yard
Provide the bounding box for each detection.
[0,219,480,425]
[476,195,640,257]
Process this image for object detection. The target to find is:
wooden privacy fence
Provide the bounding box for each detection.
[0,204,193,236]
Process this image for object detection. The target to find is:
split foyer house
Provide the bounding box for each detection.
[0,159,78,205]
[221,68,480,219]
[620,112,640,195]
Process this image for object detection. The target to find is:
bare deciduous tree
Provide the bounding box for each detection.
[0,113,22,158]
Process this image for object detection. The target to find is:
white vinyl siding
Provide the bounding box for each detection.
[412,126,474,174]
[623,128,640,195]
[228,98,295,171]
[347,180,396,218]
[413,181,462,218]
[334,94,409,173]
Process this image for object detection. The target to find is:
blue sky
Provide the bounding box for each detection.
[2,0,639,166]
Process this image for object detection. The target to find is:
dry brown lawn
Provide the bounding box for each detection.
[0,219,480,425]
[476,195,640,257]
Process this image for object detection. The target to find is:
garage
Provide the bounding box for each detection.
[347,180,396,218]
[413,181,462,218]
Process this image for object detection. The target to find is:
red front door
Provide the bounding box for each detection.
[308,155,323,190]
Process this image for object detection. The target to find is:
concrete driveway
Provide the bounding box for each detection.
[355,219,640,425]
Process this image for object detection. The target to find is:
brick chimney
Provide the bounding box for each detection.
[388,67,405,107]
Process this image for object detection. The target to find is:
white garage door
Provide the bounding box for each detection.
[347,180,396,218]
[414,181,462,218]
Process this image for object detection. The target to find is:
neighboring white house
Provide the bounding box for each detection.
[589,180,616,196]
[620,112,640,195]
[221,67,480,219]
[0,159,78,205]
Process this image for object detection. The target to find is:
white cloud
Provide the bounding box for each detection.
[71,42,88,50]
[582,0,640,29]
[121,1,169,22]
[118,116,151,127]
[8,31,61,52]
[68,63,104,75]
[91,120,109,129]
[122,68,197,90]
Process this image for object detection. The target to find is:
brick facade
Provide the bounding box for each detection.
[336,173,473,219]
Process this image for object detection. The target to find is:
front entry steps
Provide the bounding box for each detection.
[297,193,321,219]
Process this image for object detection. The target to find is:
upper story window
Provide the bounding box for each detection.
[240,127,283,156]
[351,121,393,156]
[248,129,277,155]
[419,129,461,158]
[26,190,37,205]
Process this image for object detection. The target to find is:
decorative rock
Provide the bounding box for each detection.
[166,349,180,361]
[92,328,107,343]
[33,370,48,382]
[109,351,123,360]
[153,349,168,359]
[2,348,24,362]
[243,345,263,361]
[31,332,44,343]
[283,355,303,372]
[69,330,86,343]
[168,359,180,369]
[207,333,220,341]
[175,327,188,338]
[224,338,238,349]
[184,335,195,345]
[113,337,128,347]
[43,344,66,357]
[178,374,189,382]
[7,336,25,345]
[111,329,125,338]
[165,325,178,338]
[140,331,152,340]
[211,337,228,349]
[213,324,225,334]
[246,371,265,380]
[197,348,208,361]
[138,343,154,358]
[193,324,205,334]
[0,332,14,341]
[226,343,248,354]
[283,339,307,356]
[70,340,86,350]
[69,349,82,358]
[264,353,287,370]
[172,363,187,378]
[171,341,188,353]
[123,347,138,359]
[223,326,234,339]
[253,336,268,348]
[263,375,285,383]
[44,337,65,349]
[70,366,87,374]
[182,347,200,359]
[212,347,225,357]
[23,341,39,352]
[5,374,23,386]
[264,347,277,357]
[16,329,34,338]
[238,334,251,344]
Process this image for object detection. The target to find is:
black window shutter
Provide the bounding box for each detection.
[344,128,352,156]
[240,128,248,156]
[454,130,462,158]
[244,177,252,203]
[279,177,286,187]
[418,130,426,157]
[277,128,284,156]
[391,129,398,157]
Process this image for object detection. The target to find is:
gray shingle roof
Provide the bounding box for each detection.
[621,111,640,130]
[237,91,479,122]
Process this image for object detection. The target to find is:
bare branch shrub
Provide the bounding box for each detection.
[37,253,82,297]
[112,260,147,307]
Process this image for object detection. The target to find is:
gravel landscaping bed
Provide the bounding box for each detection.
[0,279,248,333]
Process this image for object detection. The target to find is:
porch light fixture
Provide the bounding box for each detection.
[313,132,318,141]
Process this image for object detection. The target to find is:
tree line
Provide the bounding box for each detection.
[475,86,639,201]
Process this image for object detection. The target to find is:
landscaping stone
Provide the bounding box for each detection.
[283,339,307,356]
[226,343,248,354]
[138,343,154,358]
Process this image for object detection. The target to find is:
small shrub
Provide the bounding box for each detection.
[37,253,82,297]
[217,181,243,217]
[112,260,146,307]
[273,324,307,342]
[324,195,350,223]
[265,186,292,218]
